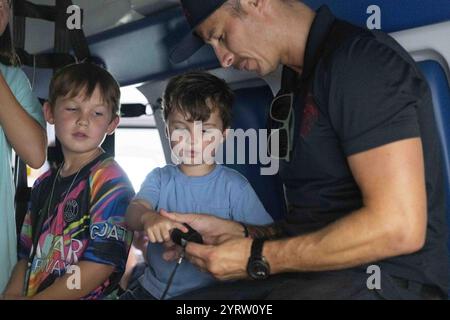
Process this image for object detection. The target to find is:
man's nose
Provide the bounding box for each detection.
[214,46,234,68]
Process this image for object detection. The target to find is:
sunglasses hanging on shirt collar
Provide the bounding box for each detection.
[267,92,295,161]
[267,64,309,162]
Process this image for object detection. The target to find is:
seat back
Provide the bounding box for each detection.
[418,61,450,297]
[220,85,287,221]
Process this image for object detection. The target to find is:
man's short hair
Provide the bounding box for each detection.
[48,62,120,118]
[163,71,234,129]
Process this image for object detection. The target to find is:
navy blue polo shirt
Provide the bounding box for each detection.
[278,6,448,295]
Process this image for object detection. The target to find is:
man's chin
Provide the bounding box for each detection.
[256,64,277,77]
[240,67,267,77]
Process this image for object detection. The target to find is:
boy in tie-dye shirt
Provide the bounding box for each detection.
[2,63,134,300]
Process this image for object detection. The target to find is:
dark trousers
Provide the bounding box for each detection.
[119,280,158,300]
[171,269,445,300]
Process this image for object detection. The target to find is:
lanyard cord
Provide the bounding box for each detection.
[22,155,94,297]
[160,249,186,300]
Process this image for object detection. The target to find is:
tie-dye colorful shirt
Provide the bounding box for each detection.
[18,154,134,299]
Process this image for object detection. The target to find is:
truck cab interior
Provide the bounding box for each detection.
[9,0,450,299]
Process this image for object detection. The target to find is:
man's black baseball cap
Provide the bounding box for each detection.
[170,0,227,64]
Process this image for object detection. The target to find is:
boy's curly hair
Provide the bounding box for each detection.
[163,71,234,129]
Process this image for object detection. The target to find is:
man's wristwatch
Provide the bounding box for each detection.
[247,238,270,280]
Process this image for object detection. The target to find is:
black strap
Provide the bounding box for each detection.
[13,0,26,50]
[14,0,56,21]
[14,156,29,234]
[54,0,91,62]
[15,49,76,69]
[13,1,92,235]
[13,0,92,69]
[250,238,266,259]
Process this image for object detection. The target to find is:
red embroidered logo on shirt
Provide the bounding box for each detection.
[300,93,319,138]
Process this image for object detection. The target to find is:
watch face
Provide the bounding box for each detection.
[248,259,270,280]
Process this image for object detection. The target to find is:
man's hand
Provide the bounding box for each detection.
[184,238,253,281]
[141,209,187,243]
[160,210,244,245]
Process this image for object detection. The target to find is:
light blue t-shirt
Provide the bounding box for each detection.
[0,63,45,292]
[135,164,273,299]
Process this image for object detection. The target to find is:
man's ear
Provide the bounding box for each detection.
[243,0,266,14]
[106,116,120,135]
[43,102,55,125]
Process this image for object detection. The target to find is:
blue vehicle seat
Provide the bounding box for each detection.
[417,60,450,298]
[222,85,287,221]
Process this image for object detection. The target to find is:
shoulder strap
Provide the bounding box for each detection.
[13,0,92,69]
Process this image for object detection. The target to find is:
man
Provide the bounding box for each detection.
[162,0,448,299]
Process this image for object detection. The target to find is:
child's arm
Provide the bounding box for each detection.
[0,72,46,168]
[126,199,187,243]
[30,261,114,300]
[2,259,28,298]
[125,199,155,231]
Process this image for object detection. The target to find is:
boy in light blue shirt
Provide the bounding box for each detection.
[123,71,273,299]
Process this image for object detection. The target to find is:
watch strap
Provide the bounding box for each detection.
[251,238,266,260]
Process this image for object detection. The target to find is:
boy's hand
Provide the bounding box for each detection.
[141,209,187,243]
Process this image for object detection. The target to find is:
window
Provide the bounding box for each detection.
[114,85,166,191]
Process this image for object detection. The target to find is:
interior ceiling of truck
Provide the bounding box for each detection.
[23,0,271,100]
[23,0,450,97]
[25,0,179,54]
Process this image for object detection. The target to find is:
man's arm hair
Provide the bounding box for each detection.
[247,221,285,240]
[265,138,427,274]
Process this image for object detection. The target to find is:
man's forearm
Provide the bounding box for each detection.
[246,221,285,240]
[265,206,419,274]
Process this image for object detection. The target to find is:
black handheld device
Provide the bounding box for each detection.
[161,223,203,300]
[171,223,203,247]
